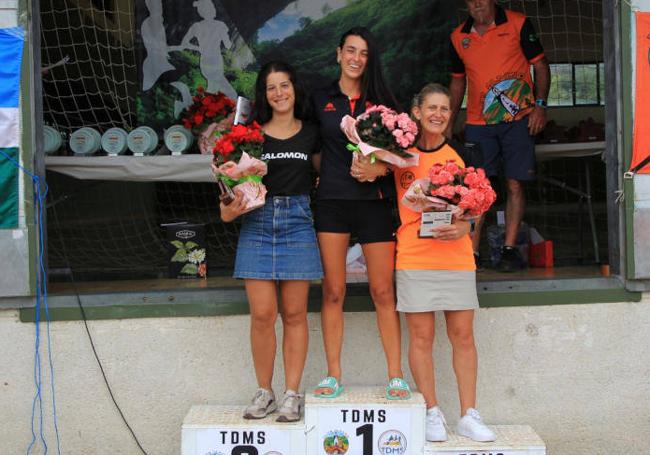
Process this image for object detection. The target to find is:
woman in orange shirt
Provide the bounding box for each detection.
[393,83,495,443]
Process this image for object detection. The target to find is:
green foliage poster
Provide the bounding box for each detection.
[135,0,459,132]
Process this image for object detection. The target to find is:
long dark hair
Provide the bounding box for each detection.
[254,60,306,124]
[338,27,399,109]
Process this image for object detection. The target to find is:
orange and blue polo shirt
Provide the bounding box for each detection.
[449,6,545,125]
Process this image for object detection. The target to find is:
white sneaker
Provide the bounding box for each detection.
[425,406,448,442]
[456,408,496,442]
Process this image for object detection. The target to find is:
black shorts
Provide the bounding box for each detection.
[314,199,396,244]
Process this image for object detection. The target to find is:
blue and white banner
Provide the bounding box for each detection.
[0,27,24,148]
[0,27,24,229]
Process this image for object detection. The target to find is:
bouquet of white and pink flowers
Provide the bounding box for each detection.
[340,104,419,168]
[402,160,497,218]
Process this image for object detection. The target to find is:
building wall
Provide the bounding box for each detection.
[1,300,649,454]
[0,0,16,28]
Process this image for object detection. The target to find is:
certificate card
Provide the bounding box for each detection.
[419,211,452,238]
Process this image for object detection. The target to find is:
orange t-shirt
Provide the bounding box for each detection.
[449,7,545,125]
[394,142,475,271]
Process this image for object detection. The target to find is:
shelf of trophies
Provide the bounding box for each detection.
[181,387,546,455]
[43,123,216,182]
[43,93,253,183]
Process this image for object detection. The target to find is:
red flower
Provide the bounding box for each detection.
[180,89,236,133]
[212,122,265,164]
[230,124,249,139]
[216,139,235,156]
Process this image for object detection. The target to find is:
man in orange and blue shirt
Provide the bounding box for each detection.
[448,0,550,272]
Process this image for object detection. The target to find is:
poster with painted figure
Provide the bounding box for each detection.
[135,0,458,133]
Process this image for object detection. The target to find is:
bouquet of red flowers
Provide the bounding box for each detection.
[212,122,267,212]
[340,104,419,168]
[402,160,496,217]
[180,87,236,154]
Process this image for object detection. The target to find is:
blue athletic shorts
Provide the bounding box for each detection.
[465,117,536,181]
[234,195,323,280]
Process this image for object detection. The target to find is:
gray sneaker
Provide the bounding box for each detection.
[276,390,302,422]
[243,388,276,419]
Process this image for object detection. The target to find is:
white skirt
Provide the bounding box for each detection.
[396,269,479,313]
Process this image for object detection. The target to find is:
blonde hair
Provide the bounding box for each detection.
[412,83,451,109]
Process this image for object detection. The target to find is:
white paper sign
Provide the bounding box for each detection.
[195,427,290,455]
[316,406,410,455]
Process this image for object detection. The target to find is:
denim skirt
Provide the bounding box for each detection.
[234,195,323,280]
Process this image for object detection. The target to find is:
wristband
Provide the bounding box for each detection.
[535,99,547,109]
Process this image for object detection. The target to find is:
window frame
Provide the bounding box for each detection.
[547,61,605,108]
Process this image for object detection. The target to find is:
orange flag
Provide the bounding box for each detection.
[631,12,650,173]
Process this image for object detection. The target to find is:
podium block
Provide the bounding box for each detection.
[181,405,305,455]
[305,387,426,455]
[424,425,546,455]
[180,398,546,454]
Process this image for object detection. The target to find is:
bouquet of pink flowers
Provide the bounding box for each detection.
[402,160,496,217]
[340,104,419,168]
[212,122,267,213]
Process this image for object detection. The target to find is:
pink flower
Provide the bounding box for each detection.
[381,112,397,130]
[434,185,458,201]
[396,135,411,148]
[444,161,460,174]
[463,171,481,187]
[424,159,497,216]
[396,113,417,134]
[455,185,469,196]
